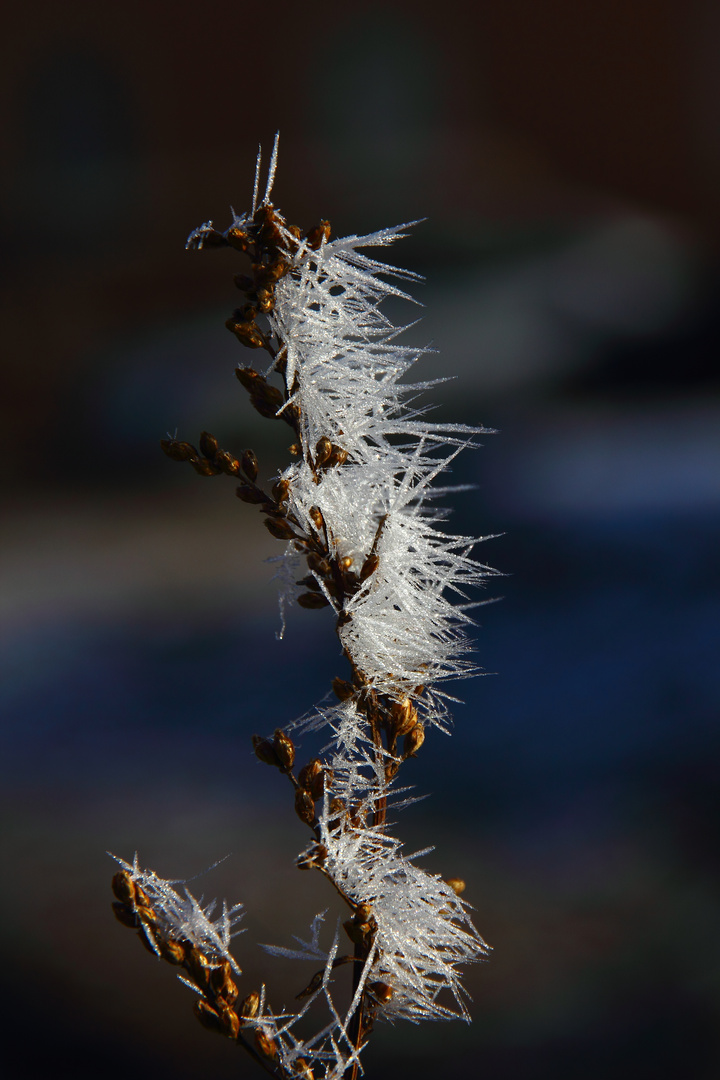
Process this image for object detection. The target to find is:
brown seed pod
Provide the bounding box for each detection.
[296,843,327,870]
[191,458,222,476]
[310,767,332,801]
[403,722,425,758]
[271,479,290,504]
[307,552,330,576]
[264,517,297,540]
[256,288,274,313]
[236,484,268,505]
[185,945,210,989]
[160,439,197,462]
[252,734,281,767]
[111,901,137,928]
[297,758,322,791]
[235,367,262,392]
[339,556,353,571]
[368,981,394,1005]
[297,592,330,609]
[112,870,136,906]
[296,969,324,999]
[239,990,260,1020]
[360,553,380,581]
[305,220,331,250]
[314,437,332,467]
[445,878,466,896]
[233,272,254,292]
[194,999,224,1035]
[332,676,354,702]
[241,449,259,482]
[226,319,266,349]
[295,788,316,825]
[159,937,186,965]
[249,396,278,419]
[328,445,348,467]
[211,960,239,1004]
[308,506,325,531]
[294,1057,315,1079]
[215,450,240,476]
[390,697,418,738]
[217,1004,240,1039]
[225,226,250,252]
[273,729,296,770]
[255,1028,278,1060]
[199,431,219,458]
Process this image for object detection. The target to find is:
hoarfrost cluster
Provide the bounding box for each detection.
[112,137,493,1079]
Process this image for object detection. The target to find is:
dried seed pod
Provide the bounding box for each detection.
[239,990,260,1020]
[194,999,224,1034]
[226,318,266,349]
[295,788,316,825]
[199,431,219,458]
[288,443,300,456]
[233,272,254,292]
[360,553,380,581]
[211,960,239,1004]
[255,1028,278,1060]
[308,506,325,531]
[217,1004,240,1039]
[293,1058,314,1080]
[236,484,268,505]
[403,722,425,758]
[296,843,327,870]
[368,981,394,1005]
[160,439,197,462]
[307,552,330,576]
[390,697,418,738]
[310,766,332,800]
[328,445,348,467]
[296,970,324,999]
[297,758,322,792]
[191,458,222,476]
[241,449,259,481]
[384,759,400,781]
[273,729,296,770]
[252,734,281,767]
[250,395,281,419]
[314,437,332,466]
[256,288,274,313]
[296,575,322,591]
[112,871,136,906]
[445,878,466,896]
[225,226,250,252]
[185,945,210,989]
[215,450,240,476]
[264,517,297,540]
[332,676,354,702]
[235,367,262,392]
[297,592,330,609]
[112,901,137,928]
[271,479,290,504]
[328,797,345,821]
[305,220,331,250]
[159,937,185,964]
[343,918,373,947]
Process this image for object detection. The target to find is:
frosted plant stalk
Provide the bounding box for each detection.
[111,136,495,1080]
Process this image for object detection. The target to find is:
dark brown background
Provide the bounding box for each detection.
[1,3,719,1079]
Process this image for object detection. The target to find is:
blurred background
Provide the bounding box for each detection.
[1,1,719,1077]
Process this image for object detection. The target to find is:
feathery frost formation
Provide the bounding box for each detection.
[114,137,492,1079]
